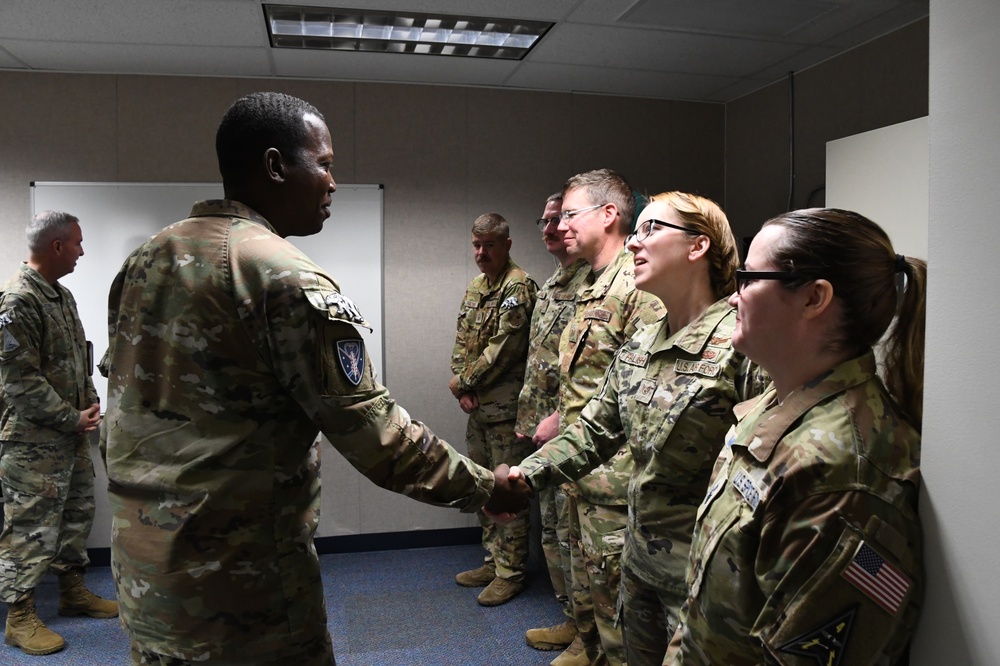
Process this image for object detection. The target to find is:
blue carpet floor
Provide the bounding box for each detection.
[2,544,566,665]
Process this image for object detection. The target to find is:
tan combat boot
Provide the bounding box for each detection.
[526,618,577,650]
[58,571,119,618]
[5,592,66,655]
[454,562,496,587]
[477,577,525,606]
[549,635,593,666]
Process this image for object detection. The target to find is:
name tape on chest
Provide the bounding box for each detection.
[675,359,721,378]
[731,468,762,511]
[619,350,649,367]
[584,308,612,322]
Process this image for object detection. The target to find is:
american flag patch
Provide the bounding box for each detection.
[841,542,911,615]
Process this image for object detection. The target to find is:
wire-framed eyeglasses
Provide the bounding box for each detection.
[625,218,699,246]
[734,269,799,294]
[559,203,607,221]
[535,216,561,229]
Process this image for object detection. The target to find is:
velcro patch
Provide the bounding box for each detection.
[2,329,19,353]
[778,605,856,666]
[619,350,648,367]
[731,468,761,511]
[635,378,657,405]
[336,339,365,386]
[325,292,366,325]
[584,308,612,322]
[500,296,519,310]
[675,359,720,378]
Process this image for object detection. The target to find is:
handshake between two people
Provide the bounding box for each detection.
[483,464,533,522]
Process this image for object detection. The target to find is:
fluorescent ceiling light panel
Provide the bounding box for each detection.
[264,5,553,60]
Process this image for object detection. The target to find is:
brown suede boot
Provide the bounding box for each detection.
[454,562,496,587]
[58,571,119,619]
[5,592,66,655]
[526,618,577,650]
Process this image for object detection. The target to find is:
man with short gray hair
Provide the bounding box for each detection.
[0,211,116,657]
[450,212,537,606]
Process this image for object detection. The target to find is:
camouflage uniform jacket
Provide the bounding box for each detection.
[666,352,922,666]
[450,258,537,423]
[514,259,591,437]
[556,246,663,505]
[519,299,766,592]
[101,200,495,661]
[0,263,97,441]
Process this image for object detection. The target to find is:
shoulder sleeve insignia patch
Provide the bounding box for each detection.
[336,339,365,386]
[2,329,20,353]
[500,296,519,310]
[778,605,856,666]
[325,292,366,325]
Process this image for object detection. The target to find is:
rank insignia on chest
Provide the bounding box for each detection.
[336,339,365,386]
[635,378,657,405]
[475,311,485,324]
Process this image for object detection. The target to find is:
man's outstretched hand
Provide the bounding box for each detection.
[483,464,532,521]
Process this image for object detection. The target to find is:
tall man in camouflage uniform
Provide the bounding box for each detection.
[0,211,118,657]
[516,193,592,650]
[100,92,528,666]
[451,213,537,606]
[530,170,663,666]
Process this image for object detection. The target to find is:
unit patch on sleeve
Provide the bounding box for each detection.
[336,339,365,386]
[777,605,856,666]
[500,296,519,310]
[325,292,366,325]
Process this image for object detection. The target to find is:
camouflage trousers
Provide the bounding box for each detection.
[619,563,685,666]
[539,483,572,615]
[466,416,533,581]
[567,492,627,666]
[0,436,95,603]
[130,633,334,665]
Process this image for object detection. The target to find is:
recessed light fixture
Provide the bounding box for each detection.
[263,5,553,60]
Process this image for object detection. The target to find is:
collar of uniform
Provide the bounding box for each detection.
[553,258,590,288]
[735,351,878,463]
[18,263,61,300]
[652,297,733,356]
[578,246,630,301]
[476,258,518,295]
[189,199,276,234]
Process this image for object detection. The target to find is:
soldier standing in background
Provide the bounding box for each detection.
[0,210,117,657]
[451,213,537,606]
[516,192,592,651]
[530,170,664,666]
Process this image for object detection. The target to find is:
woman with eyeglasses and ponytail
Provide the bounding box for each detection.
[509,192,767,666]
[665,209,926,665]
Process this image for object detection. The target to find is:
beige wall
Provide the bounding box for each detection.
[0,71,724,538]
[724,18,929,244]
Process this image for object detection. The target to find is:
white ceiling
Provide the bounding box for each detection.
[0,0,929,103]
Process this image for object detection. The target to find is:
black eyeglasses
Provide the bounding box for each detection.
[535,216,560,229]
[625,218,699,246]
[734,269,799,294]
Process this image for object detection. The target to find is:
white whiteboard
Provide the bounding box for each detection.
[826,117,928,260]
[30,182,384,407]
